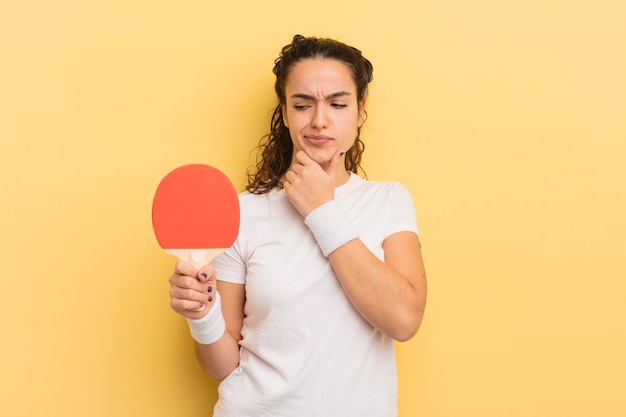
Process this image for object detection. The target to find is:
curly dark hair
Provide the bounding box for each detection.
[246,34,374,194]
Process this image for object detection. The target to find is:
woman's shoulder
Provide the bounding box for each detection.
[237,189,270,210]
[344,173,410,196]
[236,187,292,217]
[238,187,285,202]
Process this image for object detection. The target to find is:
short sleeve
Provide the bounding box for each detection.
[211,240,247,284]
[385,183,419,239]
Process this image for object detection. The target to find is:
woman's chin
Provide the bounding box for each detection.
[294,147,330,166]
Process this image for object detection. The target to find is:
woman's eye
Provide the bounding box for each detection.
[331,103,348,109]
[293,105,310,111]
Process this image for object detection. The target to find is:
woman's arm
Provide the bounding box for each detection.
[169,262,245,381]
[194,281,245,381]
[283,150,427,341]
[328,231,426,341]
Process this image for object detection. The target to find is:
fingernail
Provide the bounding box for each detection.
[207,286,213,293]
[200,272,208,279]
[208,295,213,302]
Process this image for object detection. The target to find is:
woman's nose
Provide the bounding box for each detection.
[311,106,328,129]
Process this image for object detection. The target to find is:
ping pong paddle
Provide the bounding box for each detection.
[152,164,240,270]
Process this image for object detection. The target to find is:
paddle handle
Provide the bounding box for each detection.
[165,248,227,269]
[165,248,228,312]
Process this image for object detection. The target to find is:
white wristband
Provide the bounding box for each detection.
[304,200,359,257]
[186,291,226,345]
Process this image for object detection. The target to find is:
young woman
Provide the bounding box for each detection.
[168,34,427,417]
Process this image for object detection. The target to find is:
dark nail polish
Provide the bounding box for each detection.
[208,295,213,302]
[200,272,208,279]
[207,286,213,293]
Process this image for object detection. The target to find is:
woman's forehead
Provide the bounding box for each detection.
[285,58,357,95]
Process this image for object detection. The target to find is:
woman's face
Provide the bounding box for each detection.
[282,58,365,169]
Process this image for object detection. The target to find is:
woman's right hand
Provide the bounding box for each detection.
[169,261,217,319]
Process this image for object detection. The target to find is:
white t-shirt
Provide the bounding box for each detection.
[211,173,419,417]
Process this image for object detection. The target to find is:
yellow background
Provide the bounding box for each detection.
[1,0,624,416]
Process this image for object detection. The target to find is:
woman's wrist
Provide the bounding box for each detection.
[186,291,226,345]
[304,200,359,257]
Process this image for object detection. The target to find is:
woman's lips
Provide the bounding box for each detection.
[305,135,333,145]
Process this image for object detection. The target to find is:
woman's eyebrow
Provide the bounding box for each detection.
[290,91,352,100]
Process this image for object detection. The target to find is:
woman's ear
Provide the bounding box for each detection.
[357,100,366,127]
